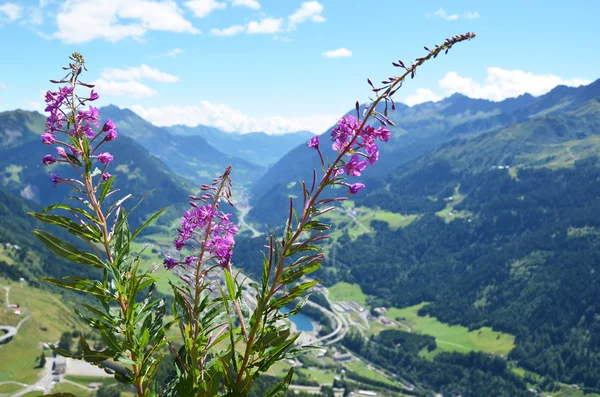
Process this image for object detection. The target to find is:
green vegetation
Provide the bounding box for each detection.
[297,368,336,385]
[385,303,515,356]
[0,279,89,384]
[51,382,94,396]
[434,185,473,223]
[328,282,367,305]
[0,383,24,394]
[344,361,398,387]
[2,164,23,184]
[64,375,116,387]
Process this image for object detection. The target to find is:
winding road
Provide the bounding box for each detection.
[0,286,31,345]
[235,192,262,238]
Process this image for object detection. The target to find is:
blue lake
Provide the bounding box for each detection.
[280,306,314,332]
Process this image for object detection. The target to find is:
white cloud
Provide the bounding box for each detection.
[22,6,44,25]
[130,102,338,134]
[402,67,592,106]
[0,3,22,21]
[185,0,226,18]
[0,82,7,89]
[273,35,293,42]
[429,7,458,20]
[232,0,260,9]
[26,101,43,112]
[427,8,480,21]
[322,47,352,58]
[403,88,442,106]
[439,68,591,101]
[54,0,200,44]
[247,17,282,34]
[92,79,158,97]
[166,48,184,57]
[289,1,325,29]
[100,65,179,83]
[210,24,245,36]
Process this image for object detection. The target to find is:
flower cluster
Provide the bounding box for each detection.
[41,79,117,185]
[307,113,390,195]
[164,168,238,272]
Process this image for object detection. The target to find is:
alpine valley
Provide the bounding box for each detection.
[1,79,600,397]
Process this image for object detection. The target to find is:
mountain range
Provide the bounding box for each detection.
[1,78,600,394]
[240,78,600,390]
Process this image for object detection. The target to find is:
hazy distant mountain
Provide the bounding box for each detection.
[249,79,600,215]
[100,106,265,186]
[168,124,314,168]
[0,109,191,228]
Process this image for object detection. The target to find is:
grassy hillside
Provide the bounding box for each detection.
[0,278,89,385]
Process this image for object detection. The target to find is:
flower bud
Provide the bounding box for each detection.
[56,147,67,158]
[42,155,57,165]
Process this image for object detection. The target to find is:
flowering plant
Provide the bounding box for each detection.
[32,34,474,396]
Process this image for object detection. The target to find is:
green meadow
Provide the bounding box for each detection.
[385,303,515,357]
[327,282,368,306]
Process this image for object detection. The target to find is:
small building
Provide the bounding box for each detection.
[53,356,67,374]
[373,307,387,315]
[356,391,377,396]
[12,309,22,315]
[333,353,353,362]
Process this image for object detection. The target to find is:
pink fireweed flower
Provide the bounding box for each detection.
[41,133,55,145]
[307,136,319,149]
[344,155,367,176]
[42,155,57,165]
[365,144,379,166]
[172,204,238,267]
[163,254,177,270]
[97,152,113,164]
[81,124,95,139]
[348,183,365,195]
[101,173,111,181]
[331,115,359,152]
[102,119,116,132]
[184,256,198,267]
[104,129,118,142]
[50,173,61,186]
[374,126,391,142]
[77,106,100,127]
[89,90,99,101]
[44,91,56,103]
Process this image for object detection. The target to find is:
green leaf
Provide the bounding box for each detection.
[29,212,101,242]
[40,204,100,224]
[264,367,294,397]
[130,206,169,241]
[98,175,115,205]
[41,277,111,299]
[33,230,105,268]
[269,280,320,310]
[287,294,311,316]
[283,345,326,359]
[302,220,330,231]
[66,153,82,166]
[224,269,236,299]
[280,261,321,285]
[113,209,130,265]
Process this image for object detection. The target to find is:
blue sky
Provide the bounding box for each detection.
[0,0,597,134]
